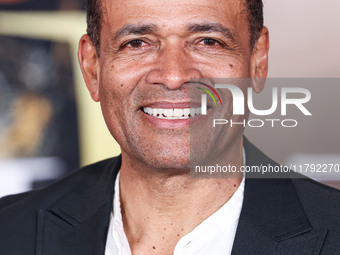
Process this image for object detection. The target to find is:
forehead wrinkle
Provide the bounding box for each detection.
[114,24,159,40]
[186,22,235,41]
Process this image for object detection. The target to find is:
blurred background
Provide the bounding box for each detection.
[245,0,340,189]
[0,0,339,197]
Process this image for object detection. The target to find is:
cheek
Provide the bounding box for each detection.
[98,63,134,101]
[224,57,251,77]
[97,67,128,133]
[99,56,154,98]
[228,61,251,78]
[196,59,251,78]
[97,60,146,142]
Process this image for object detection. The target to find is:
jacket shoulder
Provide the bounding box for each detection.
[293,177,340,215]
[292,177,340,253]
[0,156,120,211]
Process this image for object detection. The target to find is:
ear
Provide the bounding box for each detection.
[250,26,269,93]
[78,34,100,102]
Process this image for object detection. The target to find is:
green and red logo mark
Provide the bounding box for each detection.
[197,84,223,106]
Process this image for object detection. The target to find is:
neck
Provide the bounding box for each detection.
[119,138,243,254]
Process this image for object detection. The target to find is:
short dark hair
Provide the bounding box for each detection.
[244,0,264,48]
[85,0,102,54]
[85,0,263,55]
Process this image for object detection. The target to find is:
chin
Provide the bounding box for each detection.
[138,150,192,171]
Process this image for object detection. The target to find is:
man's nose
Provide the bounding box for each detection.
[145,44,202,90]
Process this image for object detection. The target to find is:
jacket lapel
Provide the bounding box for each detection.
[35,157,121,255]
[231,138,327,255]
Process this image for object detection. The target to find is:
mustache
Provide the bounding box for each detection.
[133,80,217,106]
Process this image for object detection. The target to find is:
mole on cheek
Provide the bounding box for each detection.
[121,84,124,87]
[229,64,234,69]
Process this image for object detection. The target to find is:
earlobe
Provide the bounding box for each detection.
[250,26,269,93]
[78,34,100,102]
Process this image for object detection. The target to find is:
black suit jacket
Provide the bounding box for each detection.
[1,138,340,255]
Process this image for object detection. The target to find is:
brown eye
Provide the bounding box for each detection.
[127,39,144,48]
[202,38,219,46]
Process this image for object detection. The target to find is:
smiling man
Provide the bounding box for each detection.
[78,0,264,253]
[1,0,340,254]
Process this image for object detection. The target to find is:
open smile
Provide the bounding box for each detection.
[141,106,202,120]
[139,101,211,129]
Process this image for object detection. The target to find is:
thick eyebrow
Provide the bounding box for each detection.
[114,24,158,40]
[186,22,235,41]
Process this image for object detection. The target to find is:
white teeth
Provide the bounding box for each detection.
[190,108,202,117]
[145,107,152,115]
[143,107,201,119]
[173,108,183,117]
[164,109,173,117]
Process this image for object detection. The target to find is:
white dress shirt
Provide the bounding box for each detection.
[105,152,245,255]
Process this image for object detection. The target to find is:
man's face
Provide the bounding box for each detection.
[87,0,258,170]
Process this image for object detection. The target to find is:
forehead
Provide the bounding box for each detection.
[101,0,248,33]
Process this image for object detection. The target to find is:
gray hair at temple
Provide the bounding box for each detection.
[85,0,263,56]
